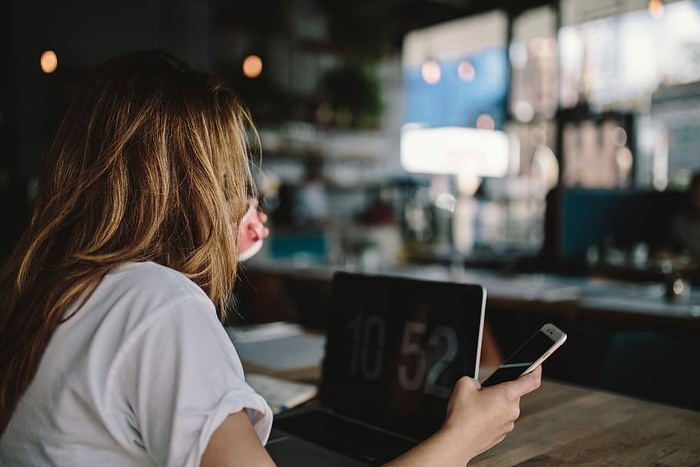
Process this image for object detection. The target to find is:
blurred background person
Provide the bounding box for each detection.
[669,171,700,261]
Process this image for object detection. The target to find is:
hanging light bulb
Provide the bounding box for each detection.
[242,54,263,78]
[476,114,495,130]
[421,59,441,84]
[457,60,475,82]
[648,0,664,18]
[40,50,58,74]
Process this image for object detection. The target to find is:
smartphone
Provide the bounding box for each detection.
[481,323,567,387]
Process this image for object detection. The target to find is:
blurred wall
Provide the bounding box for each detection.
[11,0,213,180]
[3,0,215,257]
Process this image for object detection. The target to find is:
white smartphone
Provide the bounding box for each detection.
[481,323,567,387]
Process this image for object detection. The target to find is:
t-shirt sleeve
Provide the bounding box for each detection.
[108,294,273,467]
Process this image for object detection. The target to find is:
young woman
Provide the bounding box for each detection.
[0,50,540,466]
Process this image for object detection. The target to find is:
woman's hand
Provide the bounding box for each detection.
[442,365,542,461]
[384,366,542,467]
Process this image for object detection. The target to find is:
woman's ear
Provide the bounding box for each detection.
[237,199,269,261]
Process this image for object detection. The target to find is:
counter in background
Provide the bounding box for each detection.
[234,259,700,411]
[236,259,700,331]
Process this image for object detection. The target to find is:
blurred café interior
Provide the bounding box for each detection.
[2,0,700,411]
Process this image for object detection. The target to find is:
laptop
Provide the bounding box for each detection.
[266,271,486,466]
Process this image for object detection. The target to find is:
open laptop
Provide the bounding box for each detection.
[266,271,486,466]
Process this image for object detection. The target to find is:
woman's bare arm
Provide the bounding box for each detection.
[200,366,541,467]
[200,411,276,467]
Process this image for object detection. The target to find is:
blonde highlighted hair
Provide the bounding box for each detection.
[0,50,256,433]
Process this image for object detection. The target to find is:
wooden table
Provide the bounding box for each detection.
[471,379,700,466]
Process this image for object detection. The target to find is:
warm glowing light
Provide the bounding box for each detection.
[476,114,495,130]
[401,126,510,178]
[672,278,684,295]
[242,55,263,78]
[435,192,457,213]
[40,50,58,74]
[457,61,475,82]
[614,127,628,146]
[648,0,664,18]
[421,59,441,84]
[513,101,534,122]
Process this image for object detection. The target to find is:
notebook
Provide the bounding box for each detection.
[227,322,326,381]
[266,271,486,466]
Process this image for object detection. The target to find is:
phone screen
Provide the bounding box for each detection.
[481,326,565,387]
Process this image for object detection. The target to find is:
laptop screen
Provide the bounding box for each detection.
[319,271,485,441]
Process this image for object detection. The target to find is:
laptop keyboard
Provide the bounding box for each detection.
[273,410,417,465]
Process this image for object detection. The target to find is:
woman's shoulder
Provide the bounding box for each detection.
[66,261,218,348]
[111,261,204,290]
[99,261,212,312]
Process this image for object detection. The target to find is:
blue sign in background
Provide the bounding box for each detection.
[403,46,508,130]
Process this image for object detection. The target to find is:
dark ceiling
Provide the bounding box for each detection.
[220,0,557,56]
[391,0,557,50]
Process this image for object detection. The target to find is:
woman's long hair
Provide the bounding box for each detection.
[0,50,256,434]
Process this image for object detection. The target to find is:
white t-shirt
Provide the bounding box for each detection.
[0,262,272,466]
